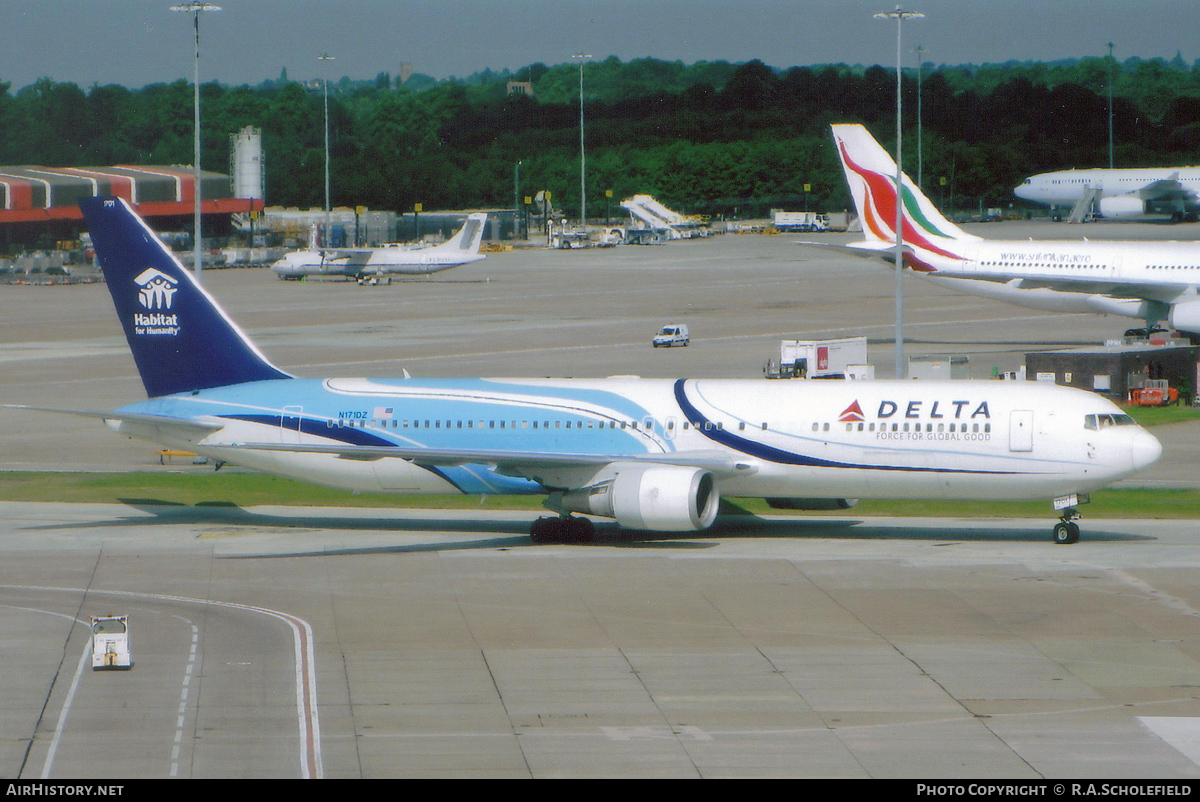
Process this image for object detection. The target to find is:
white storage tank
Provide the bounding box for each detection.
[230,126,264,200]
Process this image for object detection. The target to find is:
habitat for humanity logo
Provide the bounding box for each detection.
[132,267,180,335]
[135,267,177,309]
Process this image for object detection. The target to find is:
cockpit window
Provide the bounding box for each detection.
[1084,413,1136,430]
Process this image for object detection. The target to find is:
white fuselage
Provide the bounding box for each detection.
[1016,167,1200,206]
[908,238,1200,329]
[112,376,1160,503]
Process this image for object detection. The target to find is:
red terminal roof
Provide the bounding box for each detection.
[0,165,263,221]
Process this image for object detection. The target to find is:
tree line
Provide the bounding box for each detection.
[1,53,1199,219]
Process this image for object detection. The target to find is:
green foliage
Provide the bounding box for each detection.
[3,54,1200,215]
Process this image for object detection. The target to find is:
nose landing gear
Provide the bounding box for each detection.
[1051,494,1090,544]
[1053,508,1081,545]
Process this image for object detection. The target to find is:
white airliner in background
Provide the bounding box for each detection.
[1016,167,1200,221]
[271,212,488,280]
[11,198,1162,545]
[831,123,1200,338]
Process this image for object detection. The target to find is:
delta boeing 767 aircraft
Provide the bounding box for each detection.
[13,198,1163,544]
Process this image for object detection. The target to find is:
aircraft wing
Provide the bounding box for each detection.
[225,441,755,477]
[926,271,1192,304]
[1136,173,1193,202]
[315,249,375,267]
[1014,279,1190,303]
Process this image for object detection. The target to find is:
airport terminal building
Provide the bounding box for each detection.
[0,164,262,249]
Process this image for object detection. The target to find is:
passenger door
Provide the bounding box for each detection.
[1009,410,1034,452]
[280,405,304,444]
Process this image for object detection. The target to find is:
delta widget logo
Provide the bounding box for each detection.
[838,401,864,422]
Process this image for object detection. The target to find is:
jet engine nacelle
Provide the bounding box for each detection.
[1098,195,1149,218]
[1168,299,1200,336]
[560,465,720,531]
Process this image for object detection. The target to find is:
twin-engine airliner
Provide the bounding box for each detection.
[831,123,1200,338]
[16,198,1162,544]
[1016,167,1200,221]
[271,212,487,280]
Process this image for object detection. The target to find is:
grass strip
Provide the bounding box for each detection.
[0,471,1196,518]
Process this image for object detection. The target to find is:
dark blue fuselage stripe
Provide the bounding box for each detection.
[225,413,397,447]
[671,379,1025,475]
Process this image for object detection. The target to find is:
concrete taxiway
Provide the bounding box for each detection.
[2,501,1200,778]
[1,221,1199,777]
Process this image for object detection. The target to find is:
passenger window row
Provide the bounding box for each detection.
[326,417,773,433]
[815,421,993,434]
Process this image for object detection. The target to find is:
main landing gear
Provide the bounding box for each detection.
[1053,508,1081,545]
[530,515,595,544]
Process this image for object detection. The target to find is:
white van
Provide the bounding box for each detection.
[652,324,689,348]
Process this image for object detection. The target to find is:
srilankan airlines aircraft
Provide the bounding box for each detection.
[831,123,1200,337]
[271,212,488,280]
[14,198,1162,545]
[1016,167,1200,221]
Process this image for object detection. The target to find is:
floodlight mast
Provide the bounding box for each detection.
[874,6,924,379]
[572,52,591,231]
[319,53,335,246]
[170,2,221,283]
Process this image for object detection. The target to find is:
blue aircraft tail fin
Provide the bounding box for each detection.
[81,197,291,398]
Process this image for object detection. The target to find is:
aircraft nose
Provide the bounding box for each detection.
[1014,183,1031,200]
[1131,428,1163,472]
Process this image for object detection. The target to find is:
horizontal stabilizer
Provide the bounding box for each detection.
[5,404,223,436]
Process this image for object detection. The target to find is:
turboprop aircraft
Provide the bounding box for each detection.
[271,212,487,280]
[13,197,1162,545]
[831,123,1200,338]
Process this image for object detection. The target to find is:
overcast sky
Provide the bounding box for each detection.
[5,0,1198,90]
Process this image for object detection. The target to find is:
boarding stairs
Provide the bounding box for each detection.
[620,194,710,239]
[1067,186,1102,223]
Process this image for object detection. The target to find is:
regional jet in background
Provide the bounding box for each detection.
[831,123,1200,338]
[1016,167,1200,221]
[11,198,1162,545]
[271,212,488,280]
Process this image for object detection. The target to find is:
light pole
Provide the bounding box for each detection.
[1107,42,1115,170]
[170,2,221,282]
[914,44,925,189]
[572,52,591,232]
[875,6,923,380]
[319,53,335,247]
[514,160,522,239]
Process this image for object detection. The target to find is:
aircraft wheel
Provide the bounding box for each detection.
[530,516,556,543]
[568,517,594,544]
[1053,521,1080,545]
[530,516,593,544]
